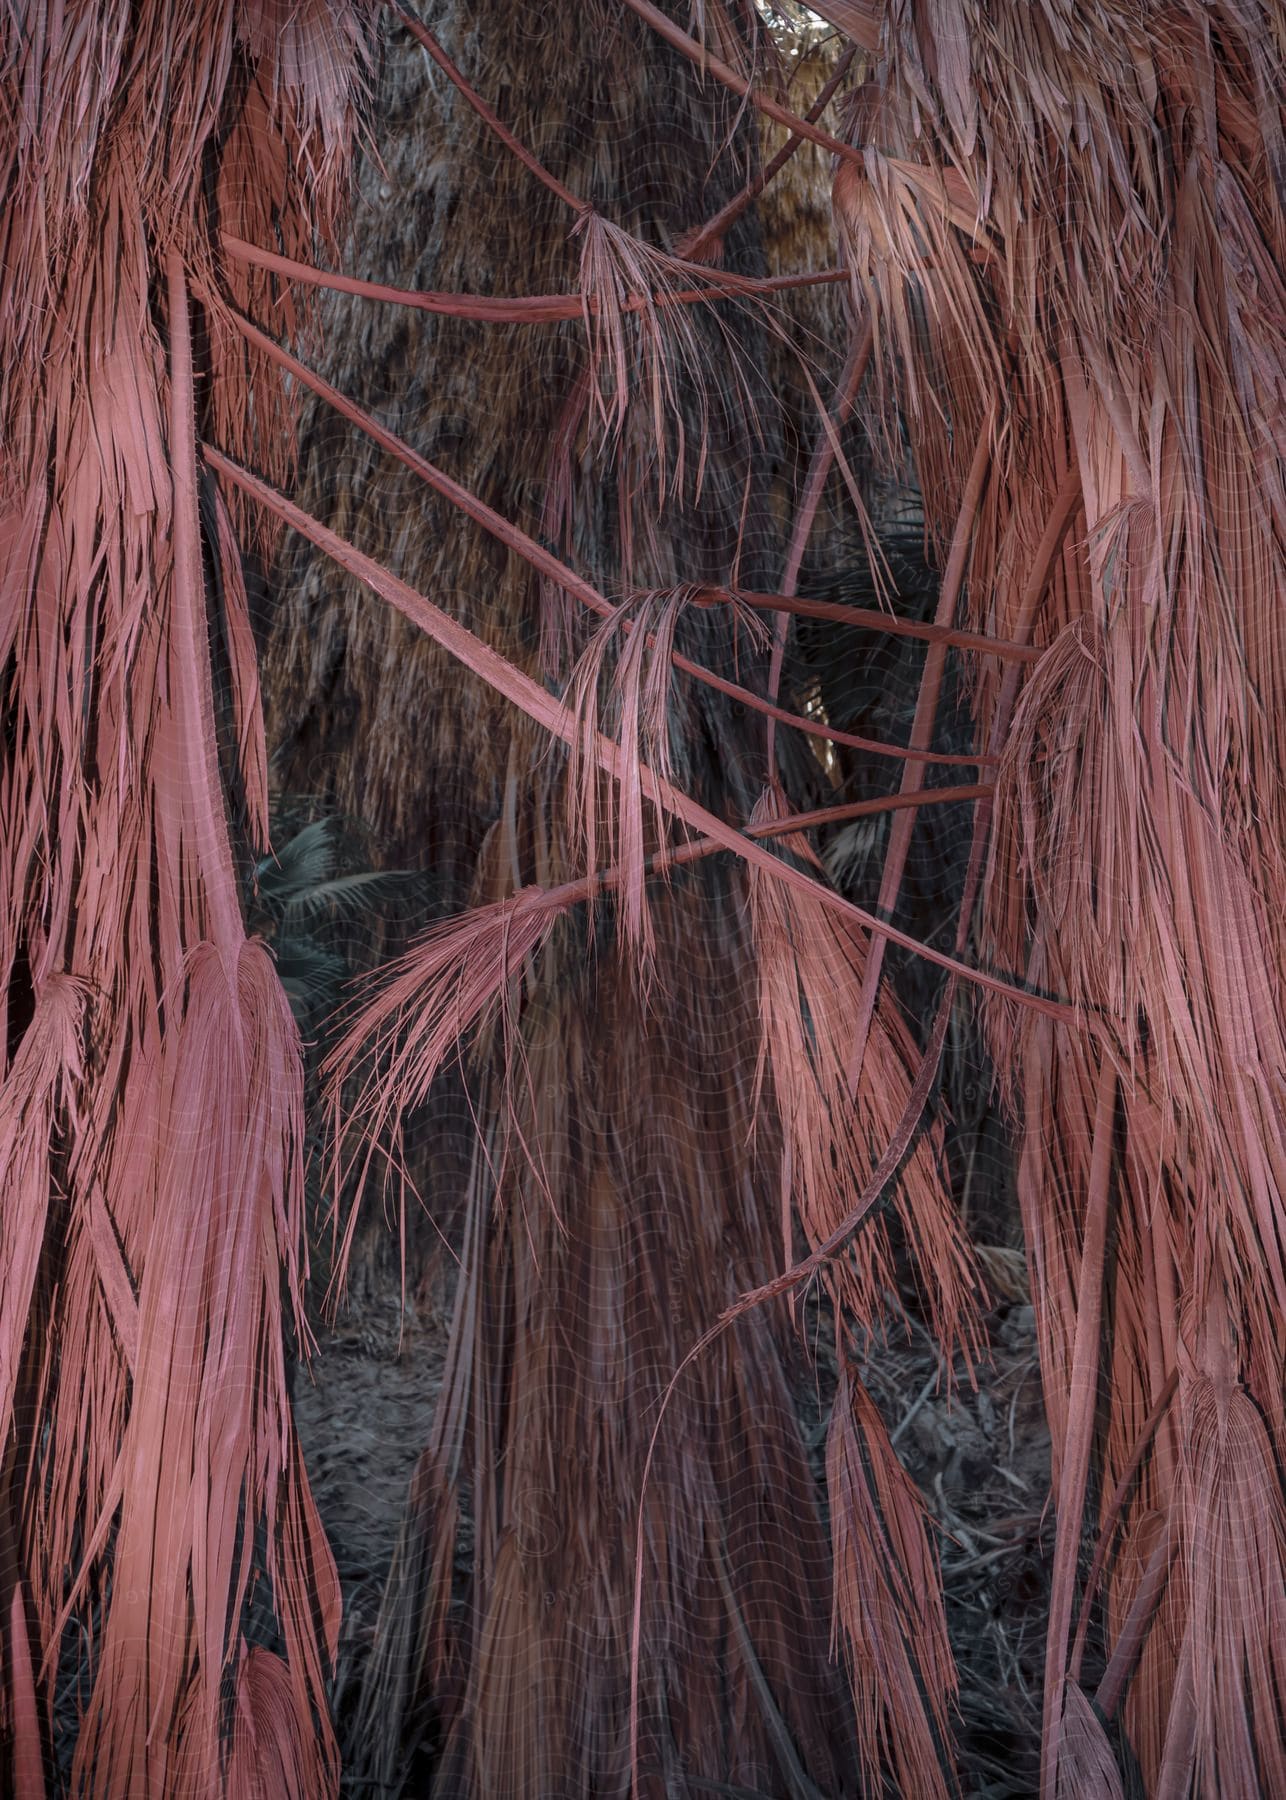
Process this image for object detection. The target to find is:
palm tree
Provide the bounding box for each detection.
[2,2,1282,1796]
[266,9,970,1794]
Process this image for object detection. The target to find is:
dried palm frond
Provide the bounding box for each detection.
[573,211,799,579]
[828,1372,956,1800]
[0,2,375,1791]
[3,1585,45,1799]
[1055,1685,1125,1800]
[0,978,86,1449]
[828,3,1286,1792]
[745,783,979,1354]
[322,885,573,1273]
[69,943,340,1800]
[565,586,695,962]
[226,1647,324,1800]
[1175,1285,1286,1794]
[566,585,768,968]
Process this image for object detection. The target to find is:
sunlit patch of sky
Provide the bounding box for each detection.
[753,2,835,33]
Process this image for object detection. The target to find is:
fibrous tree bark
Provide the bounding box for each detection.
[267,8,973,1795]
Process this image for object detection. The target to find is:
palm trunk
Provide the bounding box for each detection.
[267,7,965,1795]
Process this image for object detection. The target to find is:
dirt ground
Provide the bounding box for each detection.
[881,1302,1053,1798]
